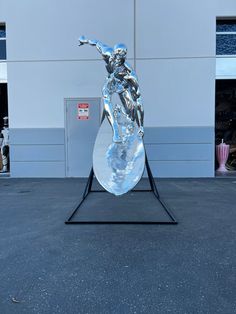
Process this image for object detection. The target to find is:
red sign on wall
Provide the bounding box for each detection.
[77,103,89,120]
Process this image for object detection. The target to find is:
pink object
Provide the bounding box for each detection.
[216,140,229,172]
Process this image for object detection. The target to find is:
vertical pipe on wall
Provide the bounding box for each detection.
[134,0,136,70]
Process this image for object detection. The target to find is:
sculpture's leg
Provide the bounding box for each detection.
[103,94,122,143]
[119,90,135,119]
[136,96,144,137]
[119,90,144,137]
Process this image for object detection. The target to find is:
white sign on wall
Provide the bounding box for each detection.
[77,103,90,120]
[216,57,236,79]
[0,63,7,83]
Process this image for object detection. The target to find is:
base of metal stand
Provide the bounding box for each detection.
[65,155,178,225]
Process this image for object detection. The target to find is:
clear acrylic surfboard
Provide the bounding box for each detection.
[93,110,145,196]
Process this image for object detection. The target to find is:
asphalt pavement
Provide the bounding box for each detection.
[0,177,236,314]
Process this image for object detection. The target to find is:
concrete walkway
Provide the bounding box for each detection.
[0,178,236,314]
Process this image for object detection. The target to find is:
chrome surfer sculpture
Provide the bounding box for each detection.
[78,36,145,195]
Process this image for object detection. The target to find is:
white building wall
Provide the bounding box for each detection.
[136,0,216,127]
[1,0,134,128]
[0,0,236,177]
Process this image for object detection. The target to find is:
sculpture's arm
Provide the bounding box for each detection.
[78,35,112,60]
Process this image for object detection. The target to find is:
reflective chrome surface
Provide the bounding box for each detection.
[79,36,145,195]
[93,114,145,196]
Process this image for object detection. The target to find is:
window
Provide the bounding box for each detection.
[216,19,236,55]
[0,23,6,60]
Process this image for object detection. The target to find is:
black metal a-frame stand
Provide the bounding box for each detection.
[65,153,178,225]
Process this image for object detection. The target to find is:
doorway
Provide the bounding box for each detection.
[65,97,101,177]
[0,83,8,128]
[215,79,236,171]
[0,83,9,174]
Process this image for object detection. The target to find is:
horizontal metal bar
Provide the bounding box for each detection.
[90,190,153,193]
[65,221,178,225]
[216,32,236,35]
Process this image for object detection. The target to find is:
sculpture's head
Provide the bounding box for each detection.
[112,43,127,65]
